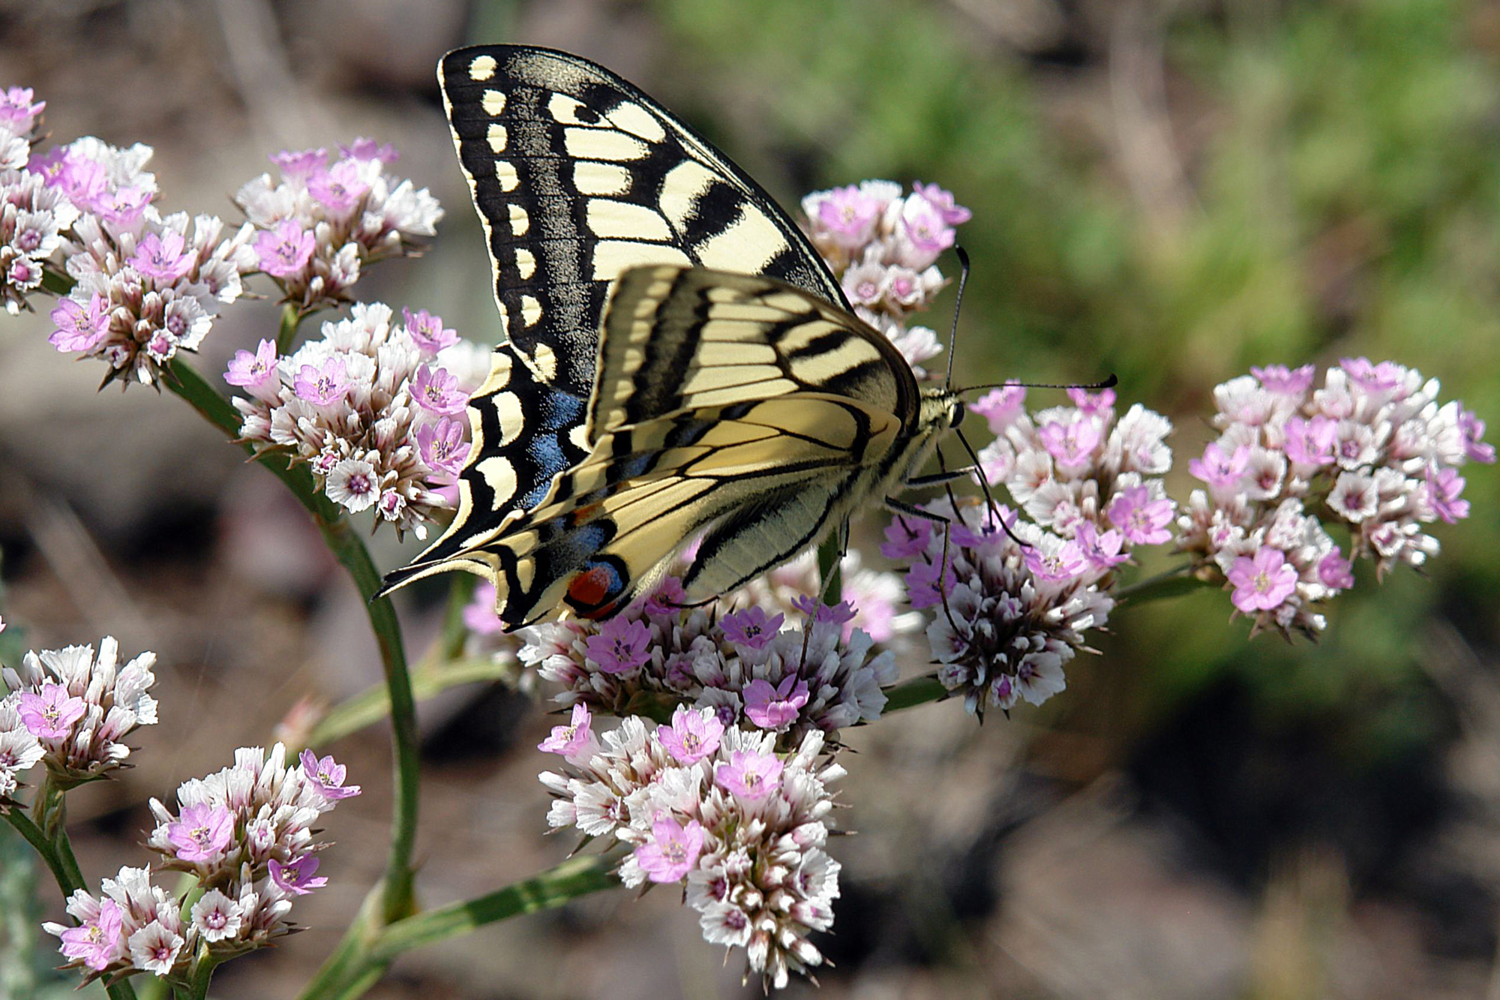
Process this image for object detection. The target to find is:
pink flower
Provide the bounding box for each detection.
[1283,415,1337,466]
[815,184,881,248]
[881,512,934,560]
[791,596,856,625]
[1424,465,1469,523]
[1340,356,1405,393]
[18,683,86,739]
[538,703,593,755]
[1038,417,1101,470]
[293,356,351,405]
[57,898,124,971]
[224,338,281,401]
[634,813,704,883]
[744,675,811,730]
[1226,547,1298,612]
[269,856,328,896]
[1066,386,1115,415]
[1318,548,1354,590]
[95,185,152,225]
[658,706,724,764]
[899,195,956,263]
[1024,540,1088,582]
[300,749,361,801]
[1074,521,1128,570]
[166,803,233,862]
[308,159,369,214]
[463,582,506,635]
[904,555,956,609]
[584,617,651,674]
[270,147,328,180]
[402,307,458,355]
[340,137,399,163]
[912,181,972,225]
[1457,407,1495,464]
[643,576,687,617]
[130,230,194,283]
[0,86,44,130]
[47,293,110,353]
[416,416,468,477]
[721,607,784,651]
[1251,364,1315,395]
[410,365,468,415]
[126,920,183,976]
[255,219,315,278]
[1107,486,1174,545]
[970,385,1026,433]
[714,749,784,800]
[1189,442,1250,490]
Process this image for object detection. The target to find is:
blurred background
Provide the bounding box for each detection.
[2,0,1499,997]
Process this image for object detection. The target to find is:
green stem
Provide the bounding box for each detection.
[307,656,513,750]
[178,949,220,1000]
[275,302,302,354]
[882,675,947,713]
[816,534,842,605]
[365,854,618,964]
[163,358,421,924]
[1113,562,1205,602]
[5,806,140,1000]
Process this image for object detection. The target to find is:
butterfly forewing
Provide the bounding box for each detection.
[436,44,849,396]
[383,45,861,600]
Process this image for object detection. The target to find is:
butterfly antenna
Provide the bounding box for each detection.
[943,245,970,390]
[959,373,1118,395]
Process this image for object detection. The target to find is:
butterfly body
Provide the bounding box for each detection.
[380,45,961,626]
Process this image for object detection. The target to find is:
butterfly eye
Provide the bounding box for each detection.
[565,557,630,619]
[949,400,966,428]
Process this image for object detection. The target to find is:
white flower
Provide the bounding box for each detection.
[190,888,243,943]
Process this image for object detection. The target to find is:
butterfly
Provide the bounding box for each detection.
[379,44,964,627]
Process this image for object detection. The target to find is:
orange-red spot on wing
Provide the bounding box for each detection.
[567,565,614,608]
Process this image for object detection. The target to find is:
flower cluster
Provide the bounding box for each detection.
[1176,360,1494,636]
[519,577,897,744]
[888,497,1115,717]
[540,707,843,989]
[43,744,358,982]
[228,302,487,535]
[975,385,1177,561]
[234,140,443,312]
[0,635,157,794]
[801,179,970,374]
[0,85,44,169]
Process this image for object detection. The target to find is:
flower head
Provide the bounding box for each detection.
[743,675,811,731]
[269,856,328,896]
[538,703,593,756]
[166,803,234,862]
[658,706,724,764]
[300,748,362,801]
[715,749,784,799]
[584,617,652,675]
[47,294,111,353]
[634,813,705,883]
[1227,547,1299,613]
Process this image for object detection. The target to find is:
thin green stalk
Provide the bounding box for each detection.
[816,534,842,605]
[4,806,140,1000]
[163,358,421,924]
[307,656,514,750]
[178,949,220,1000]
[275,302,302,354]
[1114,562,1204,602]
[883,675,947,712]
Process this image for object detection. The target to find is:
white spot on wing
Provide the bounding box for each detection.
[514,248,536,280]
[586,200,672,241]
[574,161,632,197]
[606,101,668,143]
[492,391,524,446]
[468,55,496,82]
[482,89,506,117]
[495,159,519,191]
[659,160,718,231]
[564,127,648,162]
[476,456,517,504]
[693,206,788,273]
[591,241,692,283]
[520,295,542,327]
[508,204,529,236]
[487,123,507,154]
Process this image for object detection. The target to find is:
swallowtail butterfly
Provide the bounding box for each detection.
[379,45,964,627]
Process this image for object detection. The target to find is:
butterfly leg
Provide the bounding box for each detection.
[884,496,950,524]
[904,467,976,488]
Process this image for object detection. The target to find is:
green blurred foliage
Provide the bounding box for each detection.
[648,0,1500,759]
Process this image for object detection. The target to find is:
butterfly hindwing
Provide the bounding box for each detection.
[465,266,918,627]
